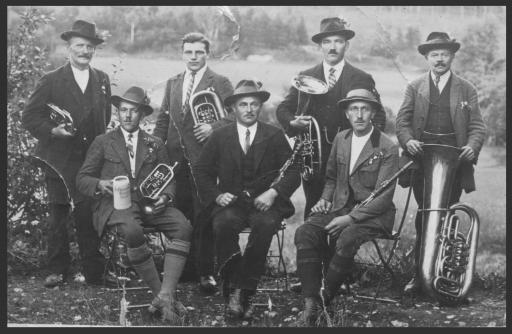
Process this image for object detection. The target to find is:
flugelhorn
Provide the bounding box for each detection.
[139,161,178,215]
[291,75,328,180]
[189,87,226,125]
[418,144,480,305]
[47,103,76,134]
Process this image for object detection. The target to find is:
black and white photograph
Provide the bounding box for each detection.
[5,5,507,327]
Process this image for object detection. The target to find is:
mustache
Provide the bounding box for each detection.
[328,50,338,55]
[435,62,446,66]
[78,54,91,59]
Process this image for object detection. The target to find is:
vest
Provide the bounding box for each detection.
[240,145,257,193]
[71,76,96,158]
[424,76,454,135]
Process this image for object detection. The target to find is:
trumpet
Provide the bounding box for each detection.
[139,162,178,215]
[47,103,76,134]
[189,87,226,125]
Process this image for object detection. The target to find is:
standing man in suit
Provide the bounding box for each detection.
[22,20,112,288]
[294,89,398,326]
[153,32,234,292]
[277,17,386,219]
[194,80,301,319]
[396,32,486,295]
[76,86,192,324]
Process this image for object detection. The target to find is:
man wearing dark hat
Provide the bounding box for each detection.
[194,80,301,319]
[396,32,486,295]
[22,19,112,288]
[77,86,192,324]
[276,17,386,221]
[294,89,398,326]
[153,32,234,293]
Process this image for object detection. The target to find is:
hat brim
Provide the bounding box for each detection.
[337,97,382,111]
[418,42,460,55]
[312,30,355,44]
[112,96,153,116]
[61,31,104,45]
[224,91,270,107]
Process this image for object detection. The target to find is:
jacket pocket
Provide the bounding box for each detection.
[357,163,379,188]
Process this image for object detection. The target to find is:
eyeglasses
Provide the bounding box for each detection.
[347,106,372,114]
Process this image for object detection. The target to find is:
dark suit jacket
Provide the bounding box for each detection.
[395,71,486,192]
[22,62,111,203]
[322,128,399,231]
[276,61,385,173]
[194,122,301,219]
[76,127,176,236]
[153,67,234,169]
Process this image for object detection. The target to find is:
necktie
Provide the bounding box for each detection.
[434,75,441,93]
[126,133,134,159]
[243,128,251,154]
[328,67,337,89]
[182,71,197,116]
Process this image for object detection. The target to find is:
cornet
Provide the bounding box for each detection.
[139,162,178,215]
[47,103,76,134]
[189,87,226,125]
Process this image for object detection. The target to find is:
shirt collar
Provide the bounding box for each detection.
[352,125,374,140]
[70,64,90,74]
[185,65,207,78]
[236,121,258,134]
[430,70,451,83]
[323,58,345,74]
[120,127,139,140]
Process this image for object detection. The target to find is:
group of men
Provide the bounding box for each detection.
[22,16,486,326]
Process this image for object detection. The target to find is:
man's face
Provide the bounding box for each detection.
[320,34,349,66]
[182,42,208,72]
[232,95,262,127]
[425,48,454,76]
[118,101,143,132]
[67,36,95,69]
[345,101,376,136]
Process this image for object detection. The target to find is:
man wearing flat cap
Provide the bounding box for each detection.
[294,89,398,326]
[396,32,486,294]
[22,19,112,288]
[194,80,301,319]
[277,17,386,222]
[77,86,192,324]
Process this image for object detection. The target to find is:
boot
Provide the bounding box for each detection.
[302,297,321,326]
[226,288,244,318]
[149,295,187,325]
[242,289,256,319]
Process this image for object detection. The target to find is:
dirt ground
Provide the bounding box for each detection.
[6,270,506,327]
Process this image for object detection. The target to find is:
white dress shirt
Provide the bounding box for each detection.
[182,65,207,107]
[120,127,139,178]
[71,65,90,94]
[237,122,258,153]
[323,59,345,85]
[350,126,374,174]
[430,70,451,94]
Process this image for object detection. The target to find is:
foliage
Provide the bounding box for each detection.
[7,8,54,269]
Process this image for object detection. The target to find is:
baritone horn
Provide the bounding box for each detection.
[139,161,178,215]
[189,87,227,125]
[418,144,480,305]
[291,75,328,180]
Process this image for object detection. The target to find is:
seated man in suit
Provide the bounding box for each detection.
[76,86,192,324]
[194,80,301,319]
[294,89,399,326]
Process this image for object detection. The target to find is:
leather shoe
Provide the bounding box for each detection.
[404,275,421,294]
[289,282,302,293]
[199,275,217,294]
[149,296,187,325]
[302,297,321,326]
[44,273,65,288]
[242,289,256,319]
[226,288,244,318]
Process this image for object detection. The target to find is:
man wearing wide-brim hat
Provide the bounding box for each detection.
[396,32,486,295]
[194,79,301,319]
[294,88,399,326]
[276,17,386,223]
[77,86,192,324]
[22,19,112,288]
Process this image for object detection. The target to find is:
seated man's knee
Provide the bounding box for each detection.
[212,209,239,235]
[115,222,145,248]
[294,223,319,248]
[335,226,362,257]
[176,219,193,241]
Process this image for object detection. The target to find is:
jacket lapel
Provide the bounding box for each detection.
[110,128,132,174]
[134,131,149,179]
[449,72,461,121]
[350,128,380,175]
[194,67,213,93]
[170,73,185,122]
[251,122,270,171]
[62,63,82,106]
[418,73,431,123]
[341,130,352,179]
[227,124,242,172]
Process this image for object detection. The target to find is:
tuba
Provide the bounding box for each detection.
[291,75,328,180]
[189,87,226,125]
[139,162,178,215]
[418,144,480,305]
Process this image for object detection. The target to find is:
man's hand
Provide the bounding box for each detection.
[254,188,278,212]
[97,179,113,196]
[151,194,169,215]
[289,115,312,131]
[459,145,475,162]
[193,123,213,143]
[51,123,75,138]
[311,198,332,214]
[325,215,354,238]
[405,139,423,156]
[216,192,238,207]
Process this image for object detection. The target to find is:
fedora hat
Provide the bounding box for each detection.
[224,79,271,106]
[417,32,460,55]
[112,86,153,116]
[61,20,104,45]
[337,88,382,111]
[311,17,355,44]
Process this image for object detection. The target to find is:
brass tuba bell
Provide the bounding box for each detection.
[139,162,178,215]
[189,87,227,125]
[418,144,480,305]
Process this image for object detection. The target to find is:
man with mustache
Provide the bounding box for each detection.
[153,32,234,293]
[396,32,486,295]
[22,20,113,288]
